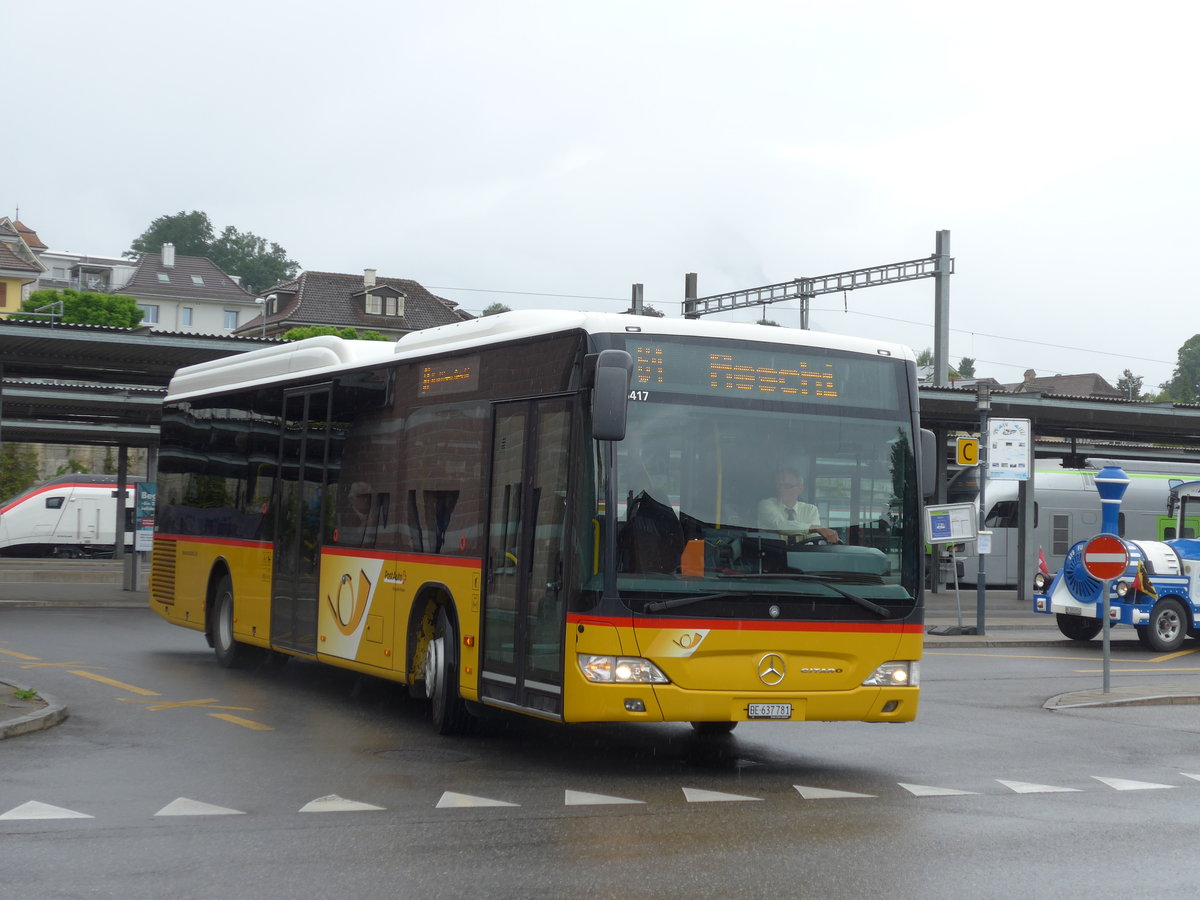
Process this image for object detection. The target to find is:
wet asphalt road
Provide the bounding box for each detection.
[3,607,1200,899]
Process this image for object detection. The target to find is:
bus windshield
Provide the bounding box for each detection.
[590,336,920,620]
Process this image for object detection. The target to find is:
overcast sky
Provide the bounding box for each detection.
[9,1,1197,391]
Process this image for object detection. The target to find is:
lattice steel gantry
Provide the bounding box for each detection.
[682,230,955,386]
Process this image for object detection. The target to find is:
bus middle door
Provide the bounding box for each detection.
[271,386,332,655]
[480,397,572,720]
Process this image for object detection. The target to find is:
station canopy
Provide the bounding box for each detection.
[0,320,274,447]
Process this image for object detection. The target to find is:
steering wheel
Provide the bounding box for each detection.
[799,533,826,546]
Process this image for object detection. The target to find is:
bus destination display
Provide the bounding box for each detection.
[632,345,838,399]
[419,355,479,397]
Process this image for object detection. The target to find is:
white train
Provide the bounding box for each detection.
[0,475,141,558]
[950,458,1200,587]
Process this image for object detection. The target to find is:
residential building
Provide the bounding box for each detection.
[118,243,260,333]
[36,249,138,296]
[0,218,46,317]
[1004,369,1122,399]
[239,268,470,340]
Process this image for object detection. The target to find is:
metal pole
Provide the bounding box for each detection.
[933,229,952,387]
[631,283,644,316]
[1102,578,1112,693]
[976,384,990,634]
[683,273,698,319]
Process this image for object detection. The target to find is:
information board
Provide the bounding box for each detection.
[135,483,156,552]
[924,502,978,545]
[987,418,1032,481]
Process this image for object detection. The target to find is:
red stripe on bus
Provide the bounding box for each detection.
[566,612,922,634]
[156,533,271,549]
[323,546,482,568]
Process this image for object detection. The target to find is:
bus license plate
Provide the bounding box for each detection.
[748,703,792,719]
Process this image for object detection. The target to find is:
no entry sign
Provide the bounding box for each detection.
[1083,534,1129,580]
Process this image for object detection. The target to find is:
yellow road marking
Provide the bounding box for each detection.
[0,648,40,661]
[209,713,274,731]
[1076,667,1200,674]
[1151,648,1200,663]
[17,661,100,671]
[117,696,255,712]
[927,651,1139,662]
[69,670,160,696]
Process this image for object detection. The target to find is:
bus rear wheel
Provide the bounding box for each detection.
[212,574,258,669]
[1136,598,1188,652]
[425,607,471,735]
[1055,614,1102,642]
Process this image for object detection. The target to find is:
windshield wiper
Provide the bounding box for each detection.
[643,592,743,613]
[714,573,894,618]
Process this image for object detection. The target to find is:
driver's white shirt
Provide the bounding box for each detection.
[757,497,822,533]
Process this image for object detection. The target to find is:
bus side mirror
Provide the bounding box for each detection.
[920,428,936,501]
[1168,491,1178,518]
[591,349,633,441]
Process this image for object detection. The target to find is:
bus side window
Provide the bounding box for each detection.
[45,497,64,509]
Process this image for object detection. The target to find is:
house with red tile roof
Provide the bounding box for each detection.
[0,218,46,318]
[239,268,470,339]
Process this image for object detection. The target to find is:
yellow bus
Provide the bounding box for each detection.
[151,310,932,734]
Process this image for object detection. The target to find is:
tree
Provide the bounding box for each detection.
[1116,369,1145,401]
[957,357,977,380]
[208,225,300,295]
[14,289,143,328]
[0,443,40,501]
[915,347,934,367]
[757,319,781,326]
[1162,335,1200,402]
[622,305,665,317]
[126,211,299,295]
[126,210,215,258]
[482,302,511,316]
[282,325,390,342]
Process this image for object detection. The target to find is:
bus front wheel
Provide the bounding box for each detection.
[212,574,258,669]
[1136,598,1188,652]
[425,606,471,735]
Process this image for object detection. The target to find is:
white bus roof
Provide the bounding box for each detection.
[165,310,915,402]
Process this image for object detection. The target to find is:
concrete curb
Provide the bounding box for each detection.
[0,679,69,739]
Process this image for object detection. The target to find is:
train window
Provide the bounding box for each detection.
[984,501,1018,528]
[45,497,64,509]
[1052,514,1070,555]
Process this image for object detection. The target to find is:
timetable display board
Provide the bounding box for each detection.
[924,502,978,545]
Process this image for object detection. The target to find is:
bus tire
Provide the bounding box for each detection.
[1136,598,1188,652]
[691,721,737,735]
[426,606,471,735]
[212,574,258,669]
[1055,614,1102,642]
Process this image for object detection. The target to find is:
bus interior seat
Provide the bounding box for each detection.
[620,491,685,574]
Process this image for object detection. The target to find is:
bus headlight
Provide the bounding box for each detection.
[1116,580,1130,598]
[578,654,669,684]
[1033,572,1050,592]
[862,661,918,687]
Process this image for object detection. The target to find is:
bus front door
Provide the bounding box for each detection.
[271,387,332,655]
[481,397,572,719]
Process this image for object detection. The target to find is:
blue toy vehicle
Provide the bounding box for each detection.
[1033,480,1200,651]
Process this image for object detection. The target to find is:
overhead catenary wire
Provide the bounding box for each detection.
[429,284,1177,381]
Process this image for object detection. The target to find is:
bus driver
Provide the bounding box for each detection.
[757,468,839,544]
